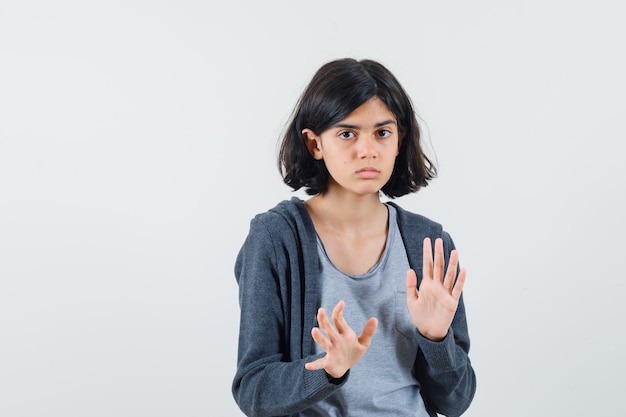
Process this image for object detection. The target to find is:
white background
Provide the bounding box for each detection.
[1,1,625,416]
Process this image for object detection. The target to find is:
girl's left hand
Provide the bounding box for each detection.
[405,237,467,341]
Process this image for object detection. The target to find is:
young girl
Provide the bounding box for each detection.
[232,58,476,417]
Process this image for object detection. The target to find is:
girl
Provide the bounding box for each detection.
[232,58,476,417]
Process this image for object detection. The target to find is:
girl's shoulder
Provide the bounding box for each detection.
[251,197,306,225]
[247,197,315,238]
[386,202,462,260]
[386,201,443,235]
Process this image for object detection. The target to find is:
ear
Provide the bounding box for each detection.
[302,128,323,160]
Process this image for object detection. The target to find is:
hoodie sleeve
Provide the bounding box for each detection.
[232,215,344,417]
[414,231,477,417]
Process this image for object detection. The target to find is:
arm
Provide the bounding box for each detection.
[232,217,344,417]
[406,234,476,417]
[413,294,476,417]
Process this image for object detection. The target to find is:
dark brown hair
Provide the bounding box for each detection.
[278,58,436,198]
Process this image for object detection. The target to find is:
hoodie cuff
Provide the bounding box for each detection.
[416,328,458,370]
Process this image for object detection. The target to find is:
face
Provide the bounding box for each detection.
[303,97,401,197]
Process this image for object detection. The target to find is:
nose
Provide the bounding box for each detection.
[357,135,377,159]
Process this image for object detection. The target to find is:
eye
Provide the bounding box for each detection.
[338,131,355,140]
[377,129,392,138]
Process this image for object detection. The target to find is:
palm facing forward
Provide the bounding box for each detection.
[406,237,467,341]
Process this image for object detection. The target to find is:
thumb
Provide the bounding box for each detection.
[358,317,378,347]
[305,356,326,371]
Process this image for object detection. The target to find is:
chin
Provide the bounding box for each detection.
[355,186,384,196]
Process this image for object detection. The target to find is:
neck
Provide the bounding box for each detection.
[305,190,387,234]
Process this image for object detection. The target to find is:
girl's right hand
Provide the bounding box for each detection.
[304,300,378,379]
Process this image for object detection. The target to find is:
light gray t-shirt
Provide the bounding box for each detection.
[298,204,429,417]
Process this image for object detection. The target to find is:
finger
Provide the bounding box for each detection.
[405,269,418,302]
[311,326,331,352]
[451,267,467,300]
[331,301,348,334]
[422,237,433,280]
[358,317,378,347]
[317,308,338,342]
[443,249,460,292]
[304,356,326,371]
[434,238,445,282]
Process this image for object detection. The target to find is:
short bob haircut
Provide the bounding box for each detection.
[278,58,437,198]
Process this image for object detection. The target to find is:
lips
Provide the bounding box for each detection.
[356,167,380,179]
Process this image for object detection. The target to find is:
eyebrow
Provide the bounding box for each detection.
[332,119,397,129]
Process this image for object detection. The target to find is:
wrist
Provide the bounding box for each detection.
[325,370,348,385]
[417,327,447,342]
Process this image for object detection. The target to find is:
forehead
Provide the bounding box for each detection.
[337,97,396,126]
